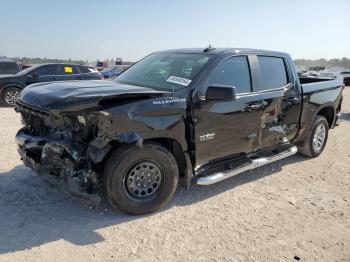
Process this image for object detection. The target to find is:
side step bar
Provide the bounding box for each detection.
[196,146,298,186]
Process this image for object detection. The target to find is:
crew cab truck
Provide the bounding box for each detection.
[14,48,343,215]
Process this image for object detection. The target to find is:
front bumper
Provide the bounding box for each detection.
[15,128,101,207]
[16,129,46,171]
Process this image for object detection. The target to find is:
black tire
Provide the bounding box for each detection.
[298,116,329,158]
[104,143,179,215]
[344,77,350,86]
[1,87,21,107]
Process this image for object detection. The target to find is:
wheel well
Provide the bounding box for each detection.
[143,138,187,178]
[317,107,334,128]
[98,138,187,179]
[0,85,23,97]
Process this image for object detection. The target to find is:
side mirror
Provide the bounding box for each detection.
[30,73,39,78]
[205,85,237,101]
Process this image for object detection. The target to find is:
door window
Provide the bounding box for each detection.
[255,56,288,91]
[208,56,251,94]
[78,65,96,73]
[58,65,79,75]
[33,65,58,76]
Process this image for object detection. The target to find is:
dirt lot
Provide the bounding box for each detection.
[0,89,349,262]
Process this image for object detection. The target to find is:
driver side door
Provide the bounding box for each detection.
[26,64,59,85]
[193,55,263,167]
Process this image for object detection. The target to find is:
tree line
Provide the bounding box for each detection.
[0,56,135,66]
[1,55,349,69]
[294,57,350,69]
[0,56,86,65]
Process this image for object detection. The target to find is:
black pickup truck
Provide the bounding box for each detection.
[14,48,343,215]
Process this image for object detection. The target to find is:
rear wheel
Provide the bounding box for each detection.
[104,143,179,215]
[298,116,329,158]
[2,87,21,107]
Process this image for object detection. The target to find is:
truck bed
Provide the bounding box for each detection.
[299,77,334,84]
[300,77,342,93]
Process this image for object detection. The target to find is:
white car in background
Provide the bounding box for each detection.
[319,69,350,86]
[306,71,319,78]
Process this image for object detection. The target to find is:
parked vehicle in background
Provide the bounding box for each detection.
[96,60,108,71]
[0,59,21,75]
[306,70,319,78]
[341,71,350,86]
[319,69,350,86]
[297,70,308,77]
[115,58,123,65]
[20,63,32,70]
[14,48,343,215]
[309,66,325,72]
[0,63,102,106]
[100,65,130,79]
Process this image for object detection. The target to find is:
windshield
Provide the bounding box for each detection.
[115,53,210,91]
[16,64,41,75]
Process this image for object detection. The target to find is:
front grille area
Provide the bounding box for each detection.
[15,100,50,136]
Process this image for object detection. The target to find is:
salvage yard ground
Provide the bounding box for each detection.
[0,89,350,262]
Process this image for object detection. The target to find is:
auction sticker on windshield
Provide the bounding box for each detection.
[166,76,192,86]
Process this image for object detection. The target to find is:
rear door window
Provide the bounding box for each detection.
[208,56,251,94]
[57,65,79,75]
[255,56,288,91]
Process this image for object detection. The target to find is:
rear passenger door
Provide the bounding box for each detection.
[251,55,302,149]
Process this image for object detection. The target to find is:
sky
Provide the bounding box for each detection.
[0,0,349,61]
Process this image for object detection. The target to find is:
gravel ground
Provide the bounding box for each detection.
[0,89,349,262]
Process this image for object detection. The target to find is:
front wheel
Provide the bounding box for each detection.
[104,143,179,215]
[2,87,21,107]
[298,116,329,158]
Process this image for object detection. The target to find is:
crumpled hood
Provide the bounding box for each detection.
[20,80,167,111]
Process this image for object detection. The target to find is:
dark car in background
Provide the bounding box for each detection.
[0,59,21,75]
[100,65,130,79]
[95,61,108,71]
[0,63,102,106]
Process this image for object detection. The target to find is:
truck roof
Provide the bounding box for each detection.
[157,47,289,57]
[0,58,17,63]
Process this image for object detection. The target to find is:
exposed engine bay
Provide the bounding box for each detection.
[14,95,158,207]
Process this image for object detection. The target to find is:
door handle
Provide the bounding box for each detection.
[284,96,300,103]
[247,104,263,110]
[247,101,266,110]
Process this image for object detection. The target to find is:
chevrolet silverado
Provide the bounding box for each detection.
[14,48,343,215]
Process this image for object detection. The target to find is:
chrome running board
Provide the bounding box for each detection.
[196,146,298,186]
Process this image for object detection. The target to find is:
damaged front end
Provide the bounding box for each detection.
[15,100,113,208]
